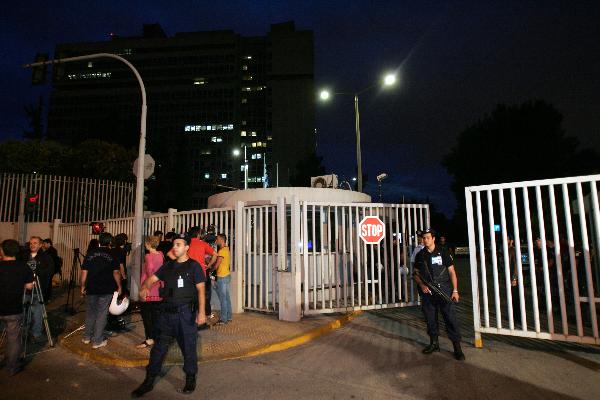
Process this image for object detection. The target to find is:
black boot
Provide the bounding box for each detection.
[131,373,157,398]
[452,341,465,361]
[180,374,196,394]
[422,336,440,354]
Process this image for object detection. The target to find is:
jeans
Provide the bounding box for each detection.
[215,275,232,322]
[24,295,44,338]
[84,294,112,345]
[0,314,23,373]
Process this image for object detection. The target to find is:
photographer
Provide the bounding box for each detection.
[0,239,34,376]
[25,236,54,341]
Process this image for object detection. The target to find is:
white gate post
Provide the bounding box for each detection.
[279,195,302,321]
[465,188,483,348]
[232,201,244,314]
[52,218,61,246]
[166,208,177,232]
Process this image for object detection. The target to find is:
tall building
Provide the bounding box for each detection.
[47,22,315,210]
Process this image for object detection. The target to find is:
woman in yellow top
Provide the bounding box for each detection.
[213,233,232,324]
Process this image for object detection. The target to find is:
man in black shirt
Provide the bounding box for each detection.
[0,239,34,375]
[157,231,175,258]
[413,228,464,360]
[42,238,62,300]
[81,232,122,349]
[132,235,206,397]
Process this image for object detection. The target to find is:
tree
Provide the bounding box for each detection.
[0,139,136,182]
[443,100,600,241]
[289,151,327,186]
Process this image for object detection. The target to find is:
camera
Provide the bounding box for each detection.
[27,259,39,271]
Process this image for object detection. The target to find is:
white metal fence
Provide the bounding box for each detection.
[300,202,429,314]
[465,174,600,346]
[55,208,236,287]
[0,173,134,223]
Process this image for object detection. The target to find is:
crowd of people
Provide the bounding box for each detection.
[0,226,232,391]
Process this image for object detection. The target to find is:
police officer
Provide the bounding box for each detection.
[413,228,465,360]
[132,235,206,398]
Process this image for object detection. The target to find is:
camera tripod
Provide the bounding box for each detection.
[65,248,84,315]
[21,273,54,356]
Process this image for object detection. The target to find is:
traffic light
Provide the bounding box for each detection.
[25,193,40,215]
[90,222,105,235]
[32,53,48,85]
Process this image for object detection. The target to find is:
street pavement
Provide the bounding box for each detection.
[2,257,600,399]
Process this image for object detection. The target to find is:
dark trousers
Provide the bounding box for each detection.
[140,301,160,341]
[421,288,461,342]
[147,305,198,376]
[205,277,212,315]
[0,314,23,373]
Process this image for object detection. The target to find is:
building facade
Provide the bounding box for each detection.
[47,22,315,210]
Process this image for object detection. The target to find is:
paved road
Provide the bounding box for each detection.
[2,309,600,400]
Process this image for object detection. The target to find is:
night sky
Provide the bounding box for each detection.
[1,1,599,216]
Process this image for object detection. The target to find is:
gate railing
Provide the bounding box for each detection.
[300,202,429,314]
[465,174,600,346]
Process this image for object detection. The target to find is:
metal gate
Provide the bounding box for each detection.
[241,204,279,312]
[465,174,600,345]
[300,202,429,314]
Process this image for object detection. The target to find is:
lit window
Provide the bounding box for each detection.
[242,120,247,125]
[207,125,212,131]
[242,87,251,92]
[241,131,247,137]
[241,98,247,104]
[221,173,227,179]
[244,55,252,60]
[185,125,191,132]
[251,142,257,147]
[228,124,234,130]
[217,124,222,130]
[251,131,257,136]
[87,62,93,68]
[242,65,248,70]
[243,75,253,81]
[267,135,272,140]
[190,126,196,132]
[201,150,212,155]
[240,165,245,171]
[204,173,210,179]
[194,78,205,85]
[123,48,132,55]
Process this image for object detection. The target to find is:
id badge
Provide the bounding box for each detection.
[177,276,184,288]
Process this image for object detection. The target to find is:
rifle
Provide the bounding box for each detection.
[414,269,454,304]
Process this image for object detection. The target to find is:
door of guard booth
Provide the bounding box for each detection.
[465,174,600,346]
[300,202,430,314]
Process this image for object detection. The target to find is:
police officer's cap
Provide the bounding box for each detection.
[421,228,437,237]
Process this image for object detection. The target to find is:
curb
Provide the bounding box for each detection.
[59,311,361,368]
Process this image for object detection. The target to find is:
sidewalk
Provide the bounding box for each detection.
[52,290,356,367]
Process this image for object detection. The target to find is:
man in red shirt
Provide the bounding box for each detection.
[187,227,217,327]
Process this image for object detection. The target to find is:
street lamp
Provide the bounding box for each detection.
[319,72,397,192]
[25,53,148,301]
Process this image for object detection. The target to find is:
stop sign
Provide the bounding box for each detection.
[359,216,385,244]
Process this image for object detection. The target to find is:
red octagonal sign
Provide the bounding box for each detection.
[359,216,385,244]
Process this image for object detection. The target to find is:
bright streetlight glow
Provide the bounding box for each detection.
[319,90,330,100]
[383,73,397,86]
[233,149,241,156]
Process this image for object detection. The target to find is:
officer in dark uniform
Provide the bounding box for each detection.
[132,235,206,397]
[413,228,465,360]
